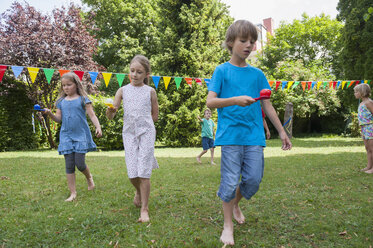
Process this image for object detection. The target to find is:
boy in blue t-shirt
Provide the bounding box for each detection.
[196,108,216,165]
[206,20,292,246]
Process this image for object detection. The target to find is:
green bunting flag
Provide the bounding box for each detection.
[43,68,55,84]
[174,77,182,90]
[116,73,126,87]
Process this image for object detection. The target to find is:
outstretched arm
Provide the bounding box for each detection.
[106,88,123,120]
[206,91,256,108]
[44,108,62,123]
[262,99,292,150]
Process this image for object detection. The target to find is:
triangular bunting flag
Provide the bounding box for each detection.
[287,81,294,89]
[275,81,281,90]
[43,68,55,84]
[204,78,211,88]
[329,81,333,89]
[163,76,171,90]
[195,78,202,86]
[347,81,353,88]
[364,80,368,84]
[152,76,161,89]
[174,77,182,89]
[333,81,337,89]
[185,77,193,87]
[269,81,274,87]
[307,81,312,90]
[342,81,347,89]
[301,81,306,91]
[337,81,341,89]
[116,74,126,87]
[88,72,99,84]
[323,81,328,88]
[27,67,39,83]
[311,81,316,89]
[292,81,300,89]
[368,80,371,85]
[102,72,112,87]
[317,81,322,90]
[282,81,288,90]
[0,65,7,82]
[59,69,70,77]
[74,70,84,81]
[11,66,24,78]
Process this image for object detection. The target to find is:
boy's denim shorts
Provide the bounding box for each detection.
[202,137,215,150]
[217,145,264,202]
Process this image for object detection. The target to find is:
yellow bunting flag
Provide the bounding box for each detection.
[287,81,294,89]
[163,76,171,90]
[316,81,321,90]
[27,67,39,83]
[342,81,347,89]
[102,72,112,87]
[365,80,368,84]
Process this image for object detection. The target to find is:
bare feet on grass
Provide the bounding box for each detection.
[220,224,234,246]
[211,161,216,165]
[65,192,77,202]
[196,156,201,164]
[233,204,245,224]
[138,209,150,223]
[133,191,141,208]
[87,175,95,191]
[364,168,373,174]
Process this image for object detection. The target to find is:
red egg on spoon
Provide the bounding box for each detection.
[253,89,272,100]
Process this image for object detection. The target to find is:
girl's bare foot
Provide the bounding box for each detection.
[220,224,234,246]
[65,192,77,202]
[138,209,150,222]
[87,175,95,190]
[133,192,141,208]
[364,168,373,174]
[233,205,245,224]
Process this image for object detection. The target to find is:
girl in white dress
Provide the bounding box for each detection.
[106,55,159,222]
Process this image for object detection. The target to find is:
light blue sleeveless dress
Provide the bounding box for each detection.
[57,96,97,155]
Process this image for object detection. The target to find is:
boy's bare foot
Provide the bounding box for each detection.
[220,225,234,246]
[138,209,150,223]
[364,168,373,174]
[196,156,201,164]
[233,204,245,224]
[133,192,141,208]
[211,161,216,165]
[87,175,95,191]
[65,193,77,202]
[361,167,370,171]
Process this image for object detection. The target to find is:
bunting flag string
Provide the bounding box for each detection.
[0,64,371,92]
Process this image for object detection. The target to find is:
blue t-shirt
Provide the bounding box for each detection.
[208,62,270,146]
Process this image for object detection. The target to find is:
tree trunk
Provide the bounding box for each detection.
[284,102,293,138]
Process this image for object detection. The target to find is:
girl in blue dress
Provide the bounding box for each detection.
[44,72,102,201]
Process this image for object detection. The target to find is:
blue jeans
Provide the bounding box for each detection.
[217,145,264,202]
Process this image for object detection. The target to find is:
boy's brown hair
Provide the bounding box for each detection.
[224,20,258,53]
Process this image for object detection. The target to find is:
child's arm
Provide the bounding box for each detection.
[86,103,102,138]
[150,88,159,122]
[106,87,123,120]
[263,118,270,139]
[197,115,203,122]
[366,99,373,114]
[262,99,292,150]
[44,108,62,123]
[206,91,255,108]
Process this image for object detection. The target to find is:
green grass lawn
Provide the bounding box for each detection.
[0,137,372,247]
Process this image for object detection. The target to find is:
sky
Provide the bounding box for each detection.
[0,0,340,28]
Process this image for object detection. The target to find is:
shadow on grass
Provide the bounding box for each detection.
[266,138,363,148]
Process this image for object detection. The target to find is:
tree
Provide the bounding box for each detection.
[337,0,373,79]
[0,2,102,148]
[258,13,343,78]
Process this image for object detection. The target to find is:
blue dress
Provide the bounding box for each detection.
[57,96,97,155]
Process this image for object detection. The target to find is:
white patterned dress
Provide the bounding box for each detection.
[122,84,159,178]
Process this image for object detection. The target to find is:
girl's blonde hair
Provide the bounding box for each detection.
[56,72,88,108]
[223,20,258,53]
[130,55,151,85]
[354,83,371,98]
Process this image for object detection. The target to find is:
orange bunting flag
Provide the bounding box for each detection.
[0,65,7,82]
[301,81,306,91]
[185,77,193,87]
[73,70,84,81]
[275,81,281,90]
[195,78,202,86]
[59,69,70,77]
[163,76,171,90]
[347,81,354,88]
[269,81,274,87]
[329,81,333,89]
[27,67,40,83]
[102,72,112,87]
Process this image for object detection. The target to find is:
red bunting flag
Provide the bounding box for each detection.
[59,69,70,77]
[275,81,281,90]
[74,70,85,80]
[185,77,193,87]
[195,78,202,85]
[0,65,7,82]
[307,81,312,90]
[333,81,337,89]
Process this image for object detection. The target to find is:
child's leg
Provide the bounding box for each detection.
[130,178,141,208]
[232,186,245,224]
[65,173,77,201]
[364,139,373,173]
[210,147,216,165]
[138,178,150,222]
[196,150,207,163]
[221,200,235,245]
[75,153,95,190]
